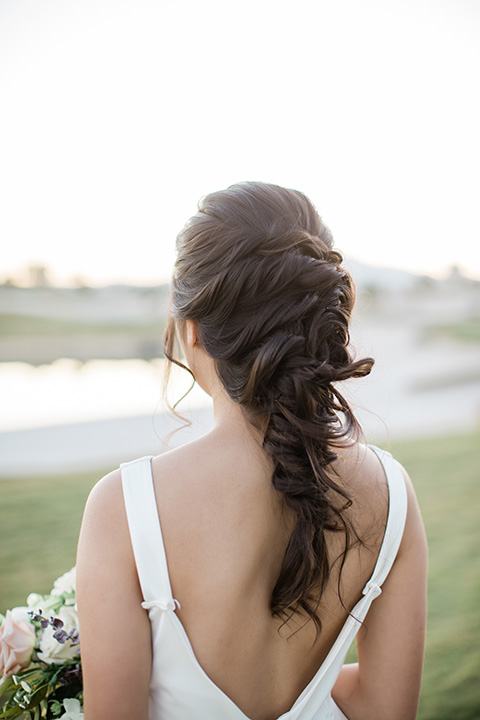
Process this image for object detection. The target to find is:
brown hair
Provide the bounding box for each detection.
[164,181,374,631]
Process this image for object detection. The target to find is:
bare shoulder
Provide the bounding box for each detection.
[150,438,206,488]
[150,429,272,506]
[76,466,139,600]
[83,467,124,515]
[334,443,420,511]
[330,442,427,570]
[77,469,127,551]
[333,442,388,494]
[331,443,390,535]
[338,443,427,567]
[393,460,427,560]
[76,466,151,720]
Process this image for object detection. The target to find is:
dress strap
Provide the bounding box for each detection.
[121,456,175,606]
[286,445,409,714]
[362,445,408,599]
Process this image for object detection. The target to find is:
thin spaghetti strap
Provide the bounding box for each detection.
[121,456,176,608]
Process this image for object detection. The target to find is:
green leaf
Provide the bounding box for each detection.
[0,676,16,701]
[0,703,29,719]
[48,700,62,717]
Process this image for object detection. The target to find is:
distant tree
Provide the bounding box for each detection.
[415,275,436,292]
[28,264,50,287]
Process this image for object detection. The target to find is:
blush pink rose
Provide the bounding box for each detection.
[0,609,35,678]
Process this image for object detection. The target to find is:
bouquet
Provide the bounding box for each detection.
[0,568,82,720]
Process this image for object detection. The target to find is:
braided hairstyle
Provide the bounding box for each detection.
[164,181,374,631]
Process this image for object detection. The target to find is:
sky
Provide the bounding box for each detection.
[1,0,479,286]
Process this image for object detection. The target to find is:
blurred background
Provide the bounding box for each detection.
[0,1,479,718]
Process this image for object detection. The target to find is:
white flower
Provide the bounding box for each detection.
[51,567,76,596]
[59,698,84,720]
[26,592,61,616]
[37,606,80,664]
[26,593,44,608]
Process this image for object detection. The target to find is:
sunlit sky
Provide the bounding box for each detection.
[1,0,479,286]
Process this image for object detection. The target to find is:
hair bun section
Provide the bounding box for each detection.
[176,248,369,416]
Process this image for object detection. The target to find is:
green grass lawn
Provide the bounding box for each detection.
[1,431,479,719]
[425,319,480,344]
[392,432,480,720]
[0,469,103,610]
[0,314,165,337]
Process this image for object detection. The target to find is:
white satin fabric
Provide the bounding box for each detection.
[121,445,407,720]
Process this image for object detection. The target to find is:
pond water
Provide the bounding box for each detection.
[2,330,480,440]
[1,339,479,476]
[0,358,210,431]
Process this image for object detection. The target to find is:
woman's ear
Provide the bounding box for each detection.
[185,319,199,349]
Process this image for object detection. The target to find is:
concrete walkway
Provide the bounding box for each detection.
[0,407,214,477]
[1,372,479,477]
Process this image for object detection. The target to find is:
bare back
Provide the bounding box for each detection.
[149,426,389,720]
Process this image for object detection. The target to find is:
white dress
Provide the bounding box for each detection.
[121,445,407,720]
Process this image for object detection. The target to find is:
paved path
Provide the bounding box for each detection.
[0,407,214,477]
[1,372,479,477]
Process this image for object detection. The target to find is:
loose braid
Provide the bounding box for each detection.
[164,182,374,632]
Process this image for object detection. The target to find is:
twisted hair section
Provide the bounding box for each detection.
[164,182,374,631]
